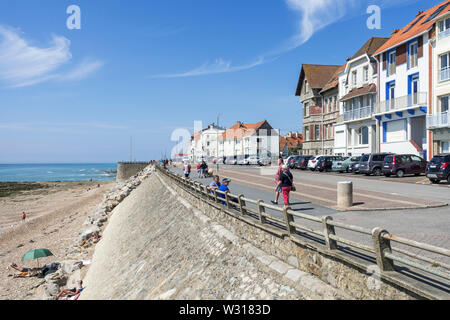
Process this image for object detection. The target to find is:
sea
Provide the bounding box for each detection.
[0,163,117,182]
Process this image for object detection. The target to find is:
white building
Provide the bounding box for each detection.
[373,9,437,160]
[219,120,279,160]
[189,123,226,162]
[334,37,388,156]
[428,9,450,155]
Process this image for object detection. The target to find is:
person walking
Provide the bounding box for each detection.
[200,161,208,178]
[276,165,295,207]
[271,157,284,205]
[197,164,201,178]
[183,161,191,178]
[21,212,27,223]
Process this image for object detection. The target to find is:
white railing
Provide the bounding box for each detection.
[427,111,450,128]
[440,66,450,82]
[375,92,427,114]
[343,106,373,121]
[439,28,450,40]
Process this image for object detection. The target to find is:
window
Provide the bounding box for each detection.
[363,66,369,82]
[352,71,357,85]
[304,127,309,141]
[357,127,369,145]
[440,53,450,82]
[304,102,310,117]
[439,18,450,39]
[409,42,418,68]
[388,51,396,76]
[315,125,320,140]
[442,141,450,153]
[440,95,450,113]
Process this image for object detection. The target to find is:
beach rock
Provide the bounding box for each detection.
[60,260,83,274]
[78,226,100,242]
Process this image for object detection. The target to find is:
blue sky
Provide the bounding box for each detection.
[0,0,443,162]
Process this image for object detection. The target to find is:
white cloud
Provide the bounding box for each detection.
[0,26,102,88]
[59,59,105,81]
[151,57,267,78]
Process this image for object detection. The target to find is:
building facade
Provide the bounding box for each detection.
[374,10,436,160]
[334,37,388,156]
[219,120,279,160]
[295,64,341,156]
[280,132,303,156]
[428,9,450,155]
[189,123,226,161]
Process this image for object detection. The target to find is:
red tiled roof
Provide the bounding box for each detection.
[295,64,341,96]
[280,134,303,150]
[220,120,269,140]
[340,84,377,102]
[321,64,346,93]
[374,0,450,55]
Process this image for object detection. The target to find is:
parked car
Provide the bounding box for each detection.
[349,161,361,174]
[317,156,345,172]
[332,156,360,173]
[359,153,394,176]
[237,156,249,165]
[288,155,302,169]
[226,156,237,165]
[258,157,272,166]
[307,155,325,171]
[284,156,296,166]
[247,156,260,165]
[294,156,313,170]
[382,154,427,178]
[426,153,450,184]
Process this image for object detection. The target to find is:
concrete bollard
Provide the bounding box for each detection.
[337,181,353,208]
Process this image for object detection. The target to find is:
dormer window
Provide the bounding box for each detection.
[352,71,357,86]
[439,18,450,40]
[388,50,396,76]
[409,41,418,69]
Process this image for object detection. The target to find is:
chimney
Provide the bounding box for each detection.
[391,28,399,35]
[416,11,423,17]
[236,121,242,127]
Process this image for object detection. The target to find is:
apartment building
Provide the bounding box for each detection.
[334,37,388,156]
[428,4,450,155]
[373,7,441,160]
[295,64,341,156]
[219,120,279,160]
[189,123,226,161]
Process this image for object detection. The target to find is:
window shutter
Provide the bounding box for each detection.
[396,44,407,65]
[417,36,423,58]
[382,53,387,70]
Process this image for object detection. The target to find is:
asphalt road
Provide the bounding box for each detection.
[169,165,450,265]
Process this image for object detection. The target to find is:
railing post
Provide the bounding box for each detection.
[256,200,267,224]
[238,195,247,216]
[214,190,219,204]
[283,206,296,236]
[225,191,231,210]
[372,227,395,272]
[321,216,337,250]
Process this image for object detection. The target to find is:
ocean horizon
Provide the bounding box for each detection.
[0,163,117,182]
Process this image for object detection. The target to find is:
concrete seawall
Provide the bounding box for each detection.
[116,162,150,183]
[80,172,348,300]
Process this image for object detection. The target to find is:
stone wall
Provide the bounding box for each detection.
[161,172,448,300]
[116,162,151,183]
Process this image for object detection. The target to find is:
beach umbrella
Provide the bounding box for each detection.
[21,248,54,268]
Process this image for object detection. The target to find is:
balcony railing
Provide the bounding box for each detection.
[343,106,373,121]
[375,92,427,114]
[439,28,450,40]
[427,111,449,128]
[440,66,450,82]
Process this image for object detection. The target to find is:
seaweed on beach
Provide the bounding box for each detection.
[0,182,49,197]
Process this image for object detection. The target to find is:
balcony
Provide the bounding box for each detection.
[427,111,450,128]
[375,92,427,114]
[439,28,450,40]
[440,66,450,82]
[343,106,373,122]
